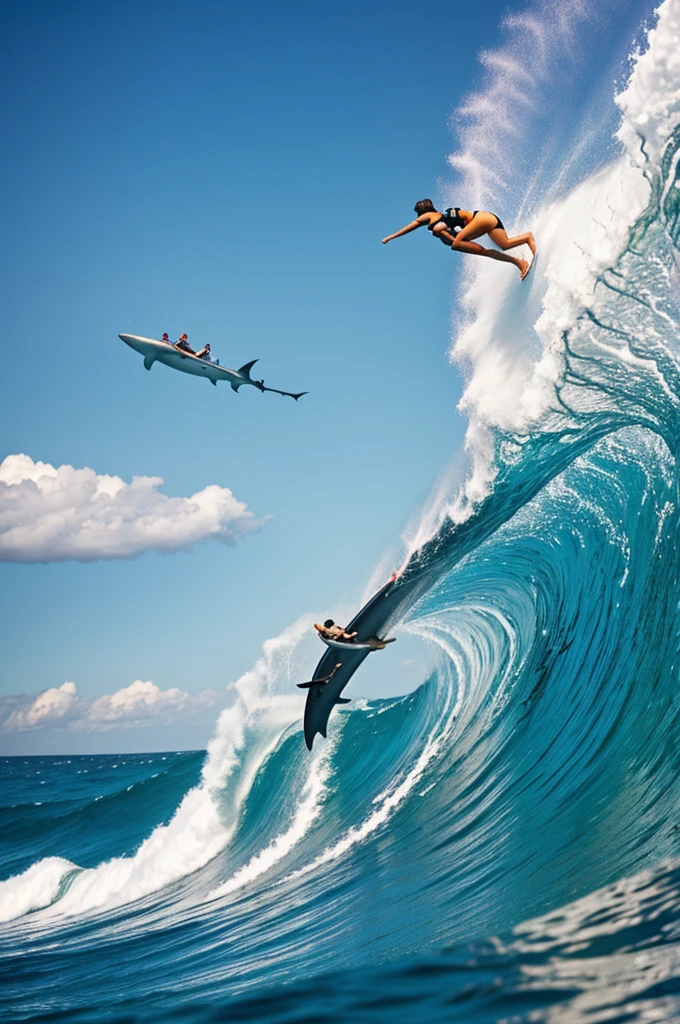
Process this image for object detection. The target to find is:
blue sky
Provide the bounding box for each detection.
[0,0,650,753]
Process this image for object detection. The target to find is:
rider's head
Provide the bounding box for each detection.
[323,619,334,629]
[162,333,169,340]
[414,198,436,215]
[179,333,188,341]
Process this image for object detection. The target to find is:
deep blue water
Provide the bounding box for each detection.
[4,1,680,1021]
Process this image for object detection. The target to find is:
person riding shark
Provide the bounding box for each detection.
[118,333,307,400]
[383,199,537,280]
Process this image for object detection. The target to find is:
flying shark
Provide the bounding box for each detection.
[117,334,308,400]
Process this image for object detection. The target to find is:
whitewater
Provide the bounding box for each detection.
[4,0,680,1020]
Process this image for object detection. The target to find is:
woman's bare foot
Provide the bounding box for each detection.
[519,259,530,280]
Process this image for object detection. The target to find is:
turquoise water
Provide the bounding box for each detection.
[4,2,680,1020]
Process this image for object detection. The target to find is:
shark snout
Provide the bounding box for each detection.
[118,333,148,353]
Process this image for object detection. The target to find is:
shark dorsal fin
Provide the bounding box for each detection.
[238,359,259,380]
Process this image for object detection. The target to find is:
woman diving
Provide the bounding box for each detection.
[382,199,536,280]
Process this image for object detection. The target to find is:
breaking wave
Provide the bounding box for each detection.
[3,1,680,1021]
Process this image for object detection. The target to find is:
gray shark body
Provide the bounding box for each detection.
[118,334,306,399]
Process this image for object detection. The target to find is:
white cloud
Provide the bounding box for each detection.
[90,680,193,724]
[0,454,266,563]
[1,680,223,733]
[4,682,79,730]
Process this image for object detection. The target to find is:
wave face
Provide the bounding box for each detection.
[4,2,680,1021]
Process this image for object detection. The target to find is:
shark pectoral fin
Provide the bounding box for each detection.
[210,379,217,386]
[335,697,351,704]
[143,355,155,371]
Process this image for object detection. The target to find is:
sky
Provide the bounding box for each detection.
[0,0,651,754]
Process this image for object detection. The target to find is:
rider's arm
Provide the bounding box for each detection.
[382,218,425,244]
[436,226,457,245]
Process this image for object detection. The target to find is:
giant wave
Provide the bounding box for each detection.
[2,1,680,1021]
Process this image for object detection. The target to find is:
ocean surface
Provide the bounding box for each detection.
[4,1,680,1020]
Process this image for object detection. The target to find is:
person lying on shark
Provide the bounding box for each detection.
[315,620,358,643]
[172,334,212,360]
[314,620,396,651]
[382,199,536,280]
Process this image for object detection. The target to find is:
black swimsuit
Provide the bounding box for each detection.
[429,208,505,244]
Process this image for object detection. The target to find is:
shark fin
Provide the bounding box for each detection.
[143,355,155,371]
[238,359,259,380]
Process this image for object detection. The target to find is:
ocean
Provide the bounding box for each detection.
[3,1,680,1020]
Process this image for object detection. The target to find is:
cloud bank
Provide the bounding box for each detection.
[0,454,266,562]
[1,680,223,733]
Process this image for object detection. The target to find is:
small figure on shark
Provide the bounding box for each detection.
[314,620,396,651]
[315,620,358,643]
[173,335,212,360]
[175,333,195,353]
[161,333,171,343]
[382,199,536,280]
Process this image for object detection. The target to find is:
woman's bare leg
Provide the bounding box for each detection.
[453,213,530,278]
[451,236,530,279]
[489,227,536,255]
[433,216,530,278]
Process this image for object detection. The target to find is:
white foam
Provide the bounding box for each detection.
[287,644,462,879]
[210,739,333,898]
[0,619,317,923]
[409,0,678,543]
[288,735,442,879]
[0,857,76,923]
[616,1,680,173]
[447,0,608,211]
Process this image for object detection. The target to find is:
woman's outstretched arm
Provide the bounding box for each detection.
[382,218,424,243]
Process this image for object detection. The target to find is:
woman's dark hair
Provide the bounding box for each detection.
[324,619,334,628]
[414,198,436,215]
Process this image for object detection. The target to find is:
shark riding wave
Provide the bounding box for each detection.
[3,1,680,1021]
